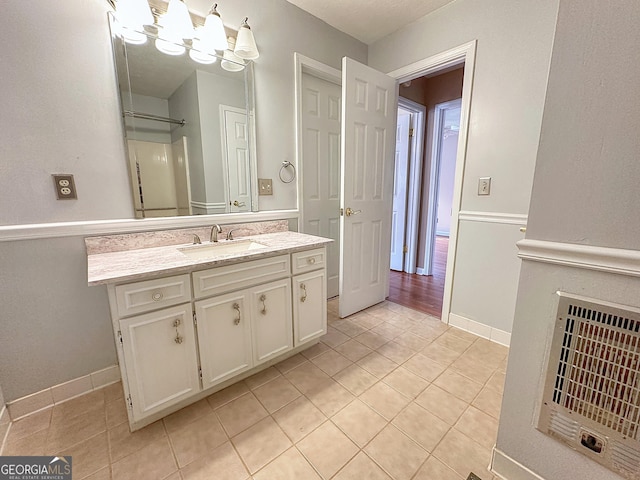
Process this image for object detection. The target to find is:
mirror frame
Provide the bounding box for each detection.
[107,11,259,219]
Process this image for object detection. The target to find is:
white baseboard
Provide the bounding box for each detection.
[6,365,120,421]
[491,447,546,480]
[449,313,511,346]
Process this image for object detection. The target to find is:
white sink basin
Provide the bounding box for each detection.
[178,240,267,259]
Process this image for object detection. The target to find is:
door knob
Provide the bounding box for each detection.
[345,207,361,217]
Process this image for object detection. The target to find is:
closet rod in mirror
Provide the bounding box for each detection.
[124,110,186,127]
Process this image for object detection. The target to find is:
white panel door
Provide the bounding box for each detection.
[195,291,253,389]
[390,111,411,271]
[250,279,293,365]
[119,304,200,421]
[339,57,398,318]
[221,106,250,212]
[300,73,342,298]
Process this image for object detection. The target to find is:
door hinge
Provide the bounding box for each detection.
[403,245,408,253]
[409,128,414,137]
[126,394,133,409]
[193,311,197,326]
[117,330,123,345]
[198,366,203,380]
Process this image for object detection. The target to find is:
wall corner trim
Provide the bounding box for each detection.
[517,239,640,277]
[491,448,546,480]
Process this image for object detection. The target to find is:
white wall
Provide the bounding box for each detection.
[496,1,640,479]
[0,0,365,402]
[125,93,172,144]
[369,0,559,334]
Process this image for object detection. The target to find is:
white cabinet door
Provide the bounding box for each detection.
[119,304,200,421]
[250,279,293,365]
[292,270,327,346]
[195,291,253,389]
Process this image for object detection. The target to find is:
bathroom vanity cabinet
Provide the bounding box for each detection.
[94,239,328,431]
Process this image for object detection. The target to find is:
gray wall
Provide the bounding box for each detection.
[369,0,559,334]
[0,0,365,402]
[497,1,640,478]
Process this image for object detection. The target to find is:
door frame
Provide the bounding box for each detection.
[294,53,341,230]
[397,97,426,274]
[422,98,462,275]
[387,40,477,324]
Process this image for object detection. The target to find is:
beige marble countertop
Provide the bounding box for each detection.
[87,231,332,286]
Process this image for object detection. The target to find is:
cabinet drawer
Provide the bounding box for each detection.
[193,254,290,299]
[291,248,326,275]
[115,274,191,317]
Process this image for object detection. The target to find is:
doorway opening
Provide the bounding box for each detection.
[388,67,464,318]
[296,41,476,321]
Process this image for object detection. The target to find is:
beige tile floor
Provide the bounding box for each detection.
[1,299,508,480]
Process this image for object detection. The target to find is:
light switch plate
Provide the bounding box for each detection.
[52,174,78,200]
[478,177,491,196]
[258,178,273,196]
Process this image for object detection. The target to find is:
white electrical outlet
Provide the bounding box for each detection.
[478,177,491,196]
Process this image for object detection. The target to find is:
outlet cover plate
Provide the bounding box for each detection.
[478,177,491,196]
[258,178,273,196]
[52,174,77,200]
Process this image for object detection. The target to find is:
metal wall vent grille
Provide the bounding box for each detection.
[538,293,640,480]
[612,441,640,474]
[548,410,580,441]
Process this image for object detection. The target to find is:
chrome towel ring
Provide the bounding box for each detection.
[279,161,296,183]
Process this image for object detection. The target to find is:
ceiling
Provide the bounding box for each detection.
[284,0,456,45]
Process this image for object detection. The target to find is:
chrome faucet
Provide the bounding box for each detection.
[226,228,242,241]
[210,224,222,242]
[193,234,202,245]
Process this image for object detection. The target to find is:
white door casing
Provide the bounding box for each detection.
[299,72,342,298]
[220,105,251,213]
[390,110,411,271]
[387,40,477,323]
[339,57,398,318]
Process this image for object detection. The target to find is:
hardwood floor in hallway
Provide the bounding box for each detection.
[388,236,448,318]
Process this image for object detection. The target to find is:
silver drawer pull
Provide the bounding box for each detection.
[173,318,183,344]
[152,291,163,301]
[259,294,267,315]
[300,283,307,303]
[233,302,241,325]
[307,257,316,265]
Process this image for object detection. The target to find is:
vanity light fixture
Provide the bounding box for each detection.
[221,37,245,72]
[110,0,259,66]
[188,4,228,64]
[155,0,194,55]
[233,18,259,60]
[114,0,154,45]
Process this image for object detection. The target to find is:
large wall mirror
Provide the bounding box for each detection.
[108,12,258,218]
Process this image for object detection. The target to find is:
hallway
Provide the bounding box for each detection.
[388,236,448,318]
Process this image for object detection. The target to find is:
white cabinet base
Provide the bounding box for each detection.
[121,339,321,431]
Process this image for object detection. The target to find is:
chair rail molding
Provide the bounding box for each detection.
[517,239,640,277]
[0,210,300,242]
